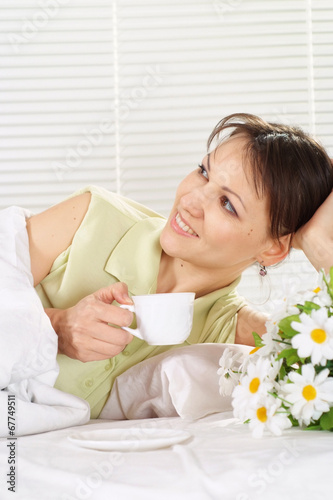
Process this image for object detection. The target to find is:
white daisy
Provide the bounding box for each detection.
[266,276,311,325]
[303,272,332,308]
[217,347,244,396]
[281,364,333,426]
[232,357,272,420]
[268,298,300,326]
[268,355,283,383]
[302,286,332,308]
[291,308,333,365]
[257,320,286,357]
[247,395,292,438]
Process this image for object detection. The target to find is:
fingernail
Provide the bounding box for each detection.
[122,294,133,304]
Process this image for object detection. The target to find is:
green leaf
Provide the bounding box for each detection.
[297,301,320,314]
[305,424,322,431]
[315,361,333,376]
[322,267,333,301]
[279,364,286,380]
[288,414,300,427]
[324,360,333,378]
[278,315,301,338]
[329,267,333,297]
[276,348,300,366]
[252,331,264,348]
[320,407,333,431]
[329,266,333,284]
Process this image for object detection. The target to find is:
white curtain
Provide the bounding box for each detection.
[0,0,332,305]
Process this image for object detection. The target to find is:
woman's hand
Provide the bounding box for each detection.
[292,190,333,273]
[46,282,134,362]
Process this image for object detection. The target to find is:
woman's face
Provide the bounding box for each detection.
[160,134,275,275]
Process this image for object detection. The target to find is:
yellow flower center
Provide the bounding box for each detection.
[249,377,260,393]
[249,346,262,355]
[310,328,327,344]
[313,287,321,294]
[302,385,317,401]
[256,407,267,423]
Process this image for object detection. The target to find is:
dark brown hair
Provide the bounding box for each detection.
[207,113,333,240]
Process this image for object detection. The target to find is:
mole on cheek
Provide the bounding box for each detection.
[247,229,253,236]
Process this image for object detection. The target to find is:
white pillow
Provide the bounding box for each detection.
[100,343,251,421]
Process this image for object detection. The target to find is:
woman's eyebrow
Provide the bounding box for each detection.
[207,153,211,171]
[207,153,246,212]
[222,186,246,212]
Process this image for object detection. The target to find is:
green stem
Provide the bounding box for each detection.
[268,391,291,406]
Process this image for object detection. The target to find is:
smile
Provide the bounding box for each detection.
[173,212,198,237]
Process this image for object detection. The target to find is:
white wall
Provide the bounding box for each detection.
[0,0,332,307]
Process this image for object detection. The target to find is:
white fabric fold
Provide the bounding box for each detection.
[101,343,252,420]
[0,206,90,436]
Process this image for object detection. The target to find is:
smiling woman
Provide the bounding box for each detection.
[26,112,333,418]
[159,133,282,295]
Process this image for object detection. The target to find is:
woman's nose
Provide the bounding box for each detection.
[181,184,216,218]
[181,190,203,218]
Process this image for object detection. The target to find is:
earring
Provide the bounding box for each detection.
[259,262,267,277]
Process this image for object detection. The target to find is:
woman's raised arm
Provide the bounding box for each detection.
[292,190,333,274]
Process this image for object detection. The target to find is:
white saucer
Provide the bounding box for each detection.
[68,427,191,451]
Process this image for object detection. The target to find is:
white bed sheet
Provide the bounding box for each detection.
[1,411,331,500]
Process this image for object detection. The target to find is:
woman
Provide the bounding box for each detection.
[27,113,333,418]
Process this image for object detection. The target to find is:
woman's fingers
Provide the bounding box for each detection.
[93,282,133,305]
[75,295,134,330]
[54,282,135,362]
[70,326,133,362]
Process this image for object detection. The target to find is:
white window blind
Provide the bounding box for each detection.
[0,0,332,306]
[0,0,116,209]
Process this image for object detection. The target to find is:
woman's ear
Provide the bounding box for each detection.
[256,234,292,267]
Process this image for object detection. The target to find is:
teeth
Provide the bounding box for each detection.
[175,213,198,236]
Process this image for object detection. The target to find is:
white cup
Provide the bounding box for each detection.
[119,292,195,345]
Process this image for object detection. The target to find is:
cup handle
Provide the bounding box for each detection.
[118,304,144,341]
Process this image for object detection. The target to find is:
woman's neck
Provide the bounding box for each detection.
[156,251,242,298]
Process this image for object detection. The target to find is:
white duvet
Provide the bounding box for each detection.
[0,206,90,437]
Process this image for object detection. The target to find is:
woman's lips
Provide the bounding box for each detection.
[171,212,198,237]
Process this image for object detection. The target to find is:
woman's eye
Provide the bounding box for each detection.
[198,164,208,179]
[221,195,237,215]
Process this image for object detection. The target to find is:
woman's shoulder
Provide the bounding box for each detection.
[70,185,165,222]
[27,191,92,286]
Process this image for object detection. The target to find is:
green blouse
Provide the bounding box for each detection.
[36,186,246,418]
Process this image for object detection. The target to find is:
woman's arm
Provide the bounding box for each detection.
[292,190,333,274]
[26,192,92,286]
[27,193,134,362]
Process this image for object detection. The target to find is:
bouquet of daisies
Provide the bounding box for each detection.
[218,268,333,438]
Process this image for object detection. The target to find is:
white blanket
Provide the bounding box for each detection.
[0,206,90,437]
